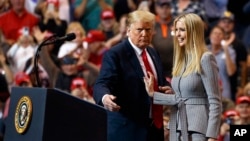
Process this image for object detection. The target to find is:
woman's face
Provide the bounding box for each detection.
[209,27,224,46]
[175,20,187,47]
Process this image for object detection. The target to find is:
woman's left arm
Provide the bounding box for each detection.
[200,52,222,139]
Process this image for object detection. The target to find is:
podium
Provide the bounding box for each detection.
[4,87,107,141]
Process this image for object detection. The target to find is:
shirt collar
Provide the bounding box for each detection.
[128,37,144,56]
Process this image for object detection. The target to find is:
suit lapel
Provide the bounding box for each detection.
[124,40,145,80]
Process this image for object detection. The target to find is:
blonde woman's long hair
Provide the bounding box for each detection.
[172,13,208,77]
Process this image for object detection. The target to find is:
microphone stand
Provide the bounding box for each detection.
[34,35,57,87]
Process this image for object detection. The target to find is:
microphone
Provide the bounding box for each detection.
[44,33,76,45]
[34,33,76,87]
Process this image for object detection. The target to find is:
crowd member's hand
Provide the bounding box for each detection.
[103,94,121,112]
[220,122,230,136]
[221,33,235,51]
[77,48,90,66]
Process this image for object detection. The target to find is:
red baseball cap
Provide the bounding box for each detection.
[223,109,239,119]
[71,77,87,91]
[236,96,250,105]
[101,9,115,20]
[15,72,30,86]
[83,30,106,44]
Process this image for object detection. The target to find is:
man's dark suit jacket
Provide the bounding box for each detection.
[93,38,168,126]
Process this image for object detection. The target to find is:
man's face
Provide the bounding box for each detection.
[88,42,101,53]
[61,64,78,76]
[155,4,171,20]
[218,19,234,34]
[60,58,78,76]
[10,0,25,12]
[127,21,154,49]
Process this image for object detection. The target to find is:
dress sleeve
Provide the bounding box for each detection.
[200,52,222,138]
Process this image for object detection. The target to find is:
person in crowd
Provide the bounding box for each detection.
[201,0,228,37]
[37,0,68,56]
[55,55,81,93]
[0,52,11,109]
[234,81,250,98]
[242,0,250,51]
[57,21,86,60]
[207,26,236,100]
[218,109,240,141]
[35,0,73,23]
[0,67,10,103]
[234,95,250,125]
[113,0,137,22]
[152,0,174,81]
[14,71,33,87]
[0,30,10,57]
[38,0,67,36]
[6,32,36,77]
[217,10,248,101]
[0,0,39,46]
[98,9,119,41]
[227,0,250,40]
[219,95,250,141]
[79,30,108,95]
[93,10,171,141]
[171,0,208,25]
[0,47,12,140]
[73,0,113,32]
[0,72,9,140]
[144,13,222,141]
[105,14,128,49]
[151,2,174,136]
[70,77,95,103]
[22,56,50,88]
[0,0,10,14]
[163,104,171,141]
[137,0,151,11]
[243,82,250,96]
[82,30,107,70]
[218,76,236,114]
[0,48,13,85]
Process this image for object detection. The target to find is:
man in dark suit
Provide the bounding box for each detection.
[93,10,172,141]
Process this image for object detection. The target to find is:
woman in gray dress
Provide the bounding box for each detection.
[144,13,222,141]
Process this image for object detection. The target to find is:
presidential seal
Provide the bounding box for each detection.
[15,96,32,134]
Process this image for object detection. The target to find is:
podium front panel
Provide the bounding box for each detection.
[4,87,107,141]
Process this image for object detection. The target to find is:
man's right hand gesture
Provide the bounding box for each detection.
[102,94,121,112]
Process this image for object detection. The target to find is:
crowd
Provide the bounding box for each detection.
[0,0,250,141]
